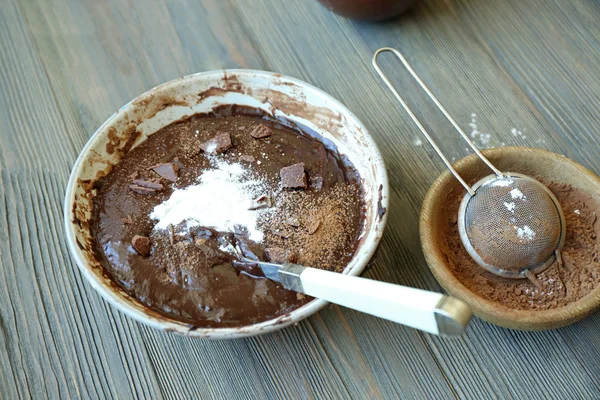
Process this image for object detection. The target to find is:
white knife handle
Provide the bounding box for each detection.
[279,265,472,336]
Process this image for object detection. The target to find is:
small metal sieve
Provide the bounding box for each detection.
[373,47,566,279]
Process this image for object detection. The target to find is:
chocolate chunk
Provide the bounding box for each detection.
[250,124,273,139]
[132,235,151,256]
[308,218,321,235]
[280,163,307,189]
[151,163,179,182]
[195,237,208,246]
[129,178,163,195]
[130,184,160,195]
[249,194,274,210]
[272,230,291,239]
[132,179,164,190]
[237,239,260,261]
[239,155,255,163]
[248,202,267,211]
[200,132,233,154]
[287,217,300,228]
[264,247,289,264]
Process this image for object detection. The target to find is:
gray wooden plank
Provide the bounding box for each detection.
[3,0,600,398]
[246,325,353,399]
[453,0,600,170]
[309,308,459,399]
[139,327,272,400]
[18,0,364,398]
[232,1,466,398]
[342,0,600,396]
[1,0,164,398]
[233,0,600,398]
[18,0,441,398]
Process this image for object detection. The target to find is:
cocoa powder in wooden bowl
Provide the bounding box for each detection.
[420,147,600,330]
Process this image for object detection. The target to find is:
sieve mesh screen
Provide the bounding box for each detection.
[463,177,562,272]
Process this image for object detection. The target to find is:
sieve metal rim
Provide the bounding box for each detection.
[457,173,566,279]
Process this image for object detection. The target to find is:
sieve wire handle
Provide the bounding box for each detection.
[372,47,504,195]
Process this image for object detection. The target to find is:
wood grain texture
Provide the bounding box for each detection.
[1,0,600,398]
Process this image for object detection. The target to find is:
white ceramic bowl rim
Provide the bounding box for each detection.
[64,69,389,338]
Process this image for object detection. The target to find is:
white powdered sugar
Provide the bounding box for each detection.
[413,112,538,153]
[150,159,268,242]
[491,178,514,187]
[510,188,526,200]
[204,141,217,153]
[511,128,526,139]
[469,113,492,148]
[515,225,536,241]
[504,202,516,212]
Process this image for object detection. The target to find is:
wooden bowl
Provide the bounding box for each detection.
[420,147,600,330]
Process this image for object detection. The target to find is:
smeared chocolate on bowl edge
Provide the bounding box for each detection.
[91,106,365,327]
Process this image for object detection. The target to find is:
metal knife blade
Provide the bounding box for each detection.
[256,261,282,282]
[233,259,283,282]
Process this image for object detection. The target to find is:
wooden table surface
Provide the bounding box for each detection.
[2,0,600,398]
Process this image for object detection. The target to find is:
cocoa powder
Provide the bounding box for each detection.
[441,181,600,310]
[258,184,362,272]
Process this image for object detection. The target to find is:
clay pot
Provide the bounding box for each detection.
[317,0,417,21]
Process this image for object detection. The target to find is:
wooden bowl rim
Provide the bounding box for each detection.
[420,146,600,330]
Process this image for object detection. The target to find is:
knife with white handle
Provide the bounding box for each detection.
[240,260,472,336]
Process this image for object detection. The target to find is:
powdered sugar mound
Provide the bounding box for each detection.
[510,188,526,200]
[150,160,268,242]
[504,202,516,212]
[204,141,217,153]
[491,178,514,187]
[515,225,536,241]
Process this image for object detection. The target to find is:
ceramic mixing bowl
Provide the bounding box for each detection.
[64,70,388,338]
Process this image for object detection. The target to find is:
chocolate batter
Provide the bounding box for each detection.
[91,106,364,327]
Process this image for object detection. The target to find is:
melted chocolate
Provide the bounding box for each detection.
[91,107,364,327]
